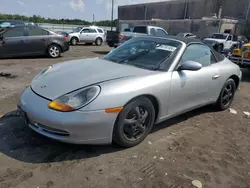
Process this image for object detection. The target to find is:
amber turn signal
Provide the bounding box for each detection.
[48,101,75,112]
[105,107,123,113]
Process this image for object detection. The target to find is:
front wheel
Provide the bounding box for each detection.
[215,78,236,110]
[113,97,155,148]
[48,44,61,58]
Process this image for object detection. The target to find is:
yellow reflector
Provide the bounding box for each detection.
[48,101,75,112]
[105,107,123,113]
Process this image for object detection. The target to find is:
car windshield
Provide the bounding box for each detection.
[211,34,227,39]
[103,38,182,71]
[73,27,82,32]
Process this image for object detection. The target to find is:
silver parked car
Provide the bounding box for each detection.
[69,26,105,46]
[18,36,242,148]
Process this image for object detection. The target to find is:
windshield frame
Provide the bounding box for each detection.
[103,37,183,71]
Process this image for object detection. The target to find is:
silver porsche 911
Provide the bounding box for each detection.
[18,36,242,148]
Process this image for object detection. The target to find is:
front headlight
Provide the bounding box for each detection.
[33,65,52,82]
[48,85,101,112]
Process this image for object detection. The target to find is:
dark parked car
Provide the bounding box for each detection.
[0,26,69,58]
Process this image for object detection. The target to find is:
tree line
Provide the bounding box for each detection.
[0,14,118,26]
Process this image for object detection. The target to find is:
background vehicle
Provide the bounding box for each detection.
[56,31,69,41]
[18,36,241,148]
[0,20,25,28]
[203,39,222,53]
[69,26,105,46]
[204,33,239,52]
[106,25,168,48]
[229,42,250,68]
[0,26,69,58]
[176,32,197,38]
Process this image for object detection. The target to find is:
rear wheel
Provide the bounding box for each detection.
[95,37,103,46]
[48,44,61,58]
[113,97,155,148]
[70,37,78,45]
[215,78,236,110]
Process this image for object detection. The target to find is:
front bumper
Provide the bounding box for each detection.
[229,56,250,67]
[18,86,118,145]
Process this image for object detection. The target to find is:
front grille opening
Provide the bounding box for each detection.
[30,122,69,137]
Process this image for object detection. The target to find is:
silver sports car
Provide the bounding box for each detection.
[18,36,242,148]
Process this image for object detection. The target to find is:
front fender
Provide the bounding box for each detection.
[79,72,172,119]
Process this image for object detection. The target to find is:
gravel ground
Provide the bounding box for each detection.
[0,45,250,188]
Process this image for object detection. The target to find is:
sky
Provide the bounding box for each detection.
[0,0,167,21]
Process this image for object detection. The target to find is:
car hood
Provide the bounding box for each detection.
[31,58,153,100]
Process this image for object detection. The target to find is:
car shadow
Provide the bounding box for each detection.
[92,51,110,55]
[240,68,250,82]
[0,106,213,164]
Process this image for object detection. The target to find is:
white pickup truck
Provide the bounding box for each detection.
[204,33,239,52]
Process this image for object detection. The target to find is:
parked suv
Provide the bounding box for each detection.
[69,26,105,46]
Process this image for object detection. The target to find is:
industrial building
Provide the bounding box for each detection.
[117,0,250,37]
[118,0,250,21]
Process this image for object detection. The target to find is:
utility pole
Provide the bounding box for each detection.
[144,5,147,20]
[93,14,95,24]
[111,0,114,31]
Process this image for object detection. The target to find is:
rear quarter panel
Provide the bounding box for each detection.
[216,58,241,89]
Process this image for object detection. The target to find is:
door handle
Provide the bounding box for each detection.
[212,75,220,79]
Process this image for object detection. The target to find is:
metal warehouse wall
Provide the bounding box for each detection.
[118,0,250,21]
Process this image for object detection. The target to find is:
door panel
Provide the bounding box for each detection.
[168,43,221,115]
[169,66,220,115]
[2,27,26,57]
[25,27,49,55]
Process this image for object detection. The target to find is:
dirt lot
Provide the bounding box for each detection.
[0,45,250,188]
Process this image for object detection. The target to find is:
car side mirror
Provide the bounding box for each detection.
[178,61,202,71]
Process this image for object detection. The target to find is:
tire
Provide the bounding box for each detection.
[95,37,103,46]
[70,37,78,45]
[215,78,236,111]
[113,97,155,148]
[48,44,61,58]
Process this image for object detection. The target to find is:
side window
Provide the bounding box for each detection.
[28,27,49,36]
[81,29,90,33]
[97,29,104,33]
[89,29,97,33]
[233,35,238,41]
[227,35,232,41]
[156,29,167,37]
[3,27,25,37]
[181,44,216,67]
[150,28,156,36]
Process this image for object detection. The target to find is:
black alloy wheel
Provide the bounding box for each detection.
[215,78,236,110]
[113,97,155,148]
